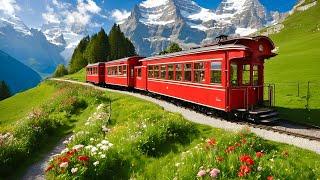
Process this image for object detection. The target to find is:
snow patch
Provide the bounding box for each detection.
[187,8,216,22]
[187,22,208,31]
[140,0,169,8]
[235,27,257,36]
[297,1,317,11]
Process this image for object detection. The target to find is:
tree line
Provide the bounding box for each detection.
[54,24,136,77]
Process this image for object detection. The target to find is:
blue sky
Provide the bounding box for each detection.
[14,0,297,31]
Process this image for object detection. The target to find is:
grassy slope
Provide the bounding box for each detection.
[0,83,56,132]
[265,1,320,126]
[64,68,86,82]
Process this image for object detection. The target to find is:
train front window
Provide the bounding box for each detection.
[168,64,174,80]
[160,65,166,79]
[230,63,238,86]
[194,62,205,83]
[253,65,259,86]
[242,64,251,85]
[210,62,221,84]
[184,63,192,81]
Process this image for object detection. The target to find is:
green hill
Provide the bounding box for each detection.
[263,0,320,126]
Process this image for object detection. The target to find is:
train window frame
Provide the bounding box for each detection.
[194,62,205,83]
[184,63,192,82]
[175,64,182,81]
[118,66,122,75]
[168,64,174,80]
[154,65,160,79]
[253,65,259,86]
[160,65,166,79]
[137,68,142,78]
[148,65,154,78]
[242,64,251,86]
[123,65,127,76]
[230,62,238,86]
[210,61,222,84]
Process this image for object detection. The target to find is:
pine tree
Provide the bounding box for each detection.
[53,64,68,77]
[95,28,110,62]
[69,36,90,74]
[85,34,99,64]
[0,81,11,101]
[108,24,121,60]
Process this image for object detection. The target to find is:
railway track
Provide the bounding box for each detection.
[52,79,320,145]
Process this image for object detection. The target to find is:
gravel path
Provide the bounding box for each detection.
[22,137,68,180]
[51,78,320,154]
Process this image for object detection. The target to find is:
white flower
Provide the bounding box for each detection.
[175,163,181,167]
[60,162,68,168]
[108,143,113,147]
[270,158,274,162]
[100,145,109,151]
[101,154,106,158]
[85,145,93,150]
[72,144,83,151]
[97,143,102,147]
[101,140,109,145]
[91,147,98,153]
[257,166,262,171]
[63,140,69,144]
[85,122,90,126]
[90,138,94,141]
[93,161,99,166]
[71,167,78,174]
[142,124,147,128]
[61,148,69,154]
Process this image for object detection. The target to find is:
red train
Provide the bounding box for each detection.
[86,36,279,123]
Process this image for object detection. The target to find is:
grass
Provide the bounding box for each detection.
[0,83,56,132]
[45,85,320,179]
[263,1,320,126]
[64,68,86,82]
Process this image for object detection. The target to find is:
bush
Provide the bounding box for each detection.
[53,64,68,77]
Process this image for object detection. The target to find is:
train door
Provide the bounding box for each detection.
[128,65,135,87]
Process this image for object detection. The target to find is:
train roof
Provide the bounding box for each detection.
[104,56,144,64]
[86,62,105,67]
[140,36,275,62]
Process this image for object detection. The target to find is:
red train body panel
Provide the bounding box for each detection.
[86,36,276,113]
[86,63,105,84]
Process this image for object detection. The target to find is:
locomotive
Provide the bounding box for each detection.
[86,36,279,123]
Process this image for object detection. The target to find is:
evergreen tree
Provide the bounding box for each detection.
[159,42,182,55]
[95,28,110,62]
[0,81,11,101]
[85,34,99,64]
[69,36,90,74]
[53,64,68,77]
[125,37,136,57]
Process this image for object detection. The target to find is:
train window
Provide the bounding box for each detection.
[210,62,221,84]
[194,62,205,83]
[175,64,182,81]
[242,64,251,85]
[184,63,192,81]
[160,65,166,79]
[231,63,238,86]
[168,64,174,80]
[148,66,154,78]
[118,66,122,75]
[253,65,259,86]
[154,65,159,78]
[137,68,142,77]
[123,65,127,76]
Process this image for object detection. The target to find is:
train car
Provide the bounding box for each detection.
[137,36,278,123]
[104,56,144,88]
[86,62,105,84]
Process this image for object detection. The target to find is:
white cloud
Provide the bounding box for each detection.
[0,0,20,15]
[42,12,60,24]
[111,9,131,24]
[77,0,101,14]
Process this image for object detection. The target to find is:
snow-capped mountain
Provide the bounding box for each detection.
[120,0,287,56]
[41,23,87,62]
[0,12,65,76]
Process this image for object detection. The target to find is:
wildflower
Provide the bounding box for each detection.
[101,154,106,158]
[206,138,216,146]
[71,167,78,174]
[256,151,264,158]
[238,165,251,177]
[61,148,69,154]
[267,176,274,180]
[100,145,109,151]
[197,169,206,177]
[235,142,241,147]
[175,163,181,167]
[63,140,69,144]
[209,168,220,178]
[45,165,54,172]
[58,156,69,163]
[102,126,110,132]
[109,143,113,147]
[216,156,224,163]
[282,150,289,157]
[270,158,274,162]
[73,144,84,151]
[91,147,98,153]
[225,146,235,153]
[257,166,262,171]
[240,155,254,166]
[78,155,89,162]
[67,149,77,157]
[90,138,94,141]
[59,162,69,168]
[101,140,109,145]
[241,138,247,144]
[93,161,99,166]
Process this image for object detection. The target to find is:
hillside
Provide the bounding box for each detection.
[262,0,320,125]
[0,50,41,94]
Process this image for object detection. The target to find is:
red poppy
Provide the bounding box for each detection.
[45,164,54,172]
[238,165,251,177]
[240,155,254,166]
[256,151,264,158]
[78,155,90,162]
[225,146,235,153]
[241,138,247,144]
[235,142,241,147]
[216,156,224,162]
[57,156,69,163]
[67,149,77,157]
[267,176,274,180]
[207,138,216,146]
